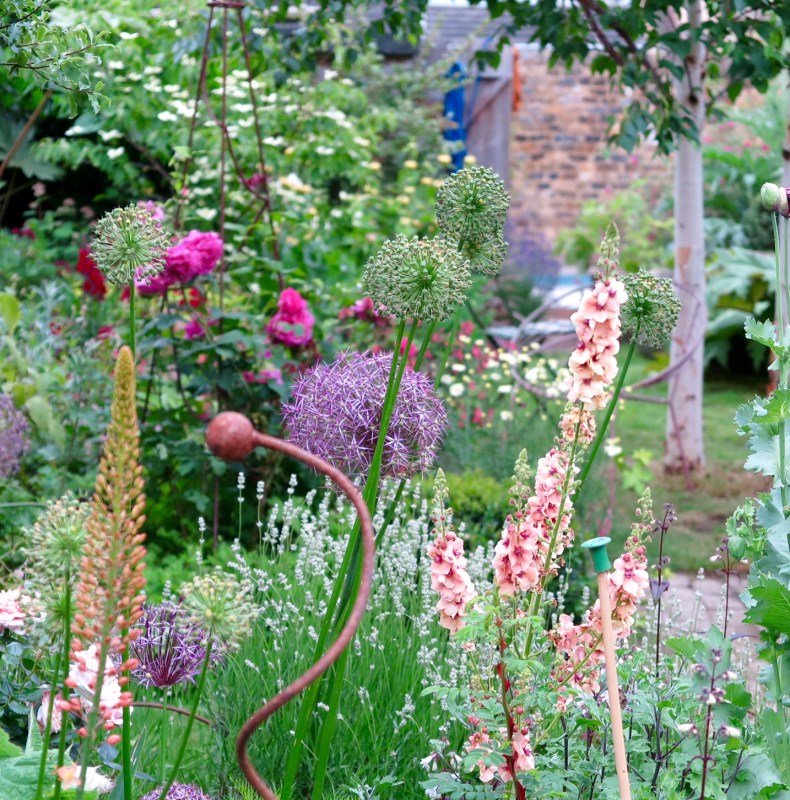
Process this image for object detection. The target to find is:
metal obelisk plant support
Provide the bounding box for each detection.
[580,536,632,800]
[176,0,282,551]
[205,412,376,800]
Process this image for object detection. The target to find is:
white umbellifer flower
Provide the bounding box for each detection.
[449,383,464,398]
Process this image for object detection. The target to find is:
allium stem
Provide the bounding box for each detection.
[414,319,437,371]
[157,640,213,800]
[282,320,415,800]
[76,642,111,799]
[53,580,71,800]
[122,672,133,799]
[35,649,63,800]
[434,316,461,388]
[577,325,640,488]
[129,280,137,359]
[160,689,168,783]
[311,321,419,800]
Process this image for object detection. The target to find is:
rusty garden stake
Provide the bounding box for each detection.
[205,412,375,799]
[580,536,632,800]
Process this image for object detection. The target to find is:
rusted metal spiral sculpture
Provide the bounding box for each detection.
[205,412,375,800]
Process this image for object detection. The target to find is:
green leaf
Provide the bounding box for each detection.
[0,293,21,333]
[759,390,790,425]
[0,727,22,758]
[24,394,66,447]
[744,577,790,635]
[727,750,785,800]
[745,317,779,349]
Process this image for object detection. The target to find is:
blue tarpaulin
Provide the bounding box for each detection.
[443,62,467,171]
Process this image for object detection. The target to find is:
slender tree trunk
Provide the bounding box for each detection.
[769,76,790,392]
[665,0,707,473]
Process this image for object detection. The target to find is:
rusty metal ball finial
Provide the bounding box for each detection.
[206,411,256,461]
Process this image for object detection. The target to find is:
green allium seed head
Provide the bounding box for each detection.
[621,269,681,347]
[451,230,508,277]
[435,166,510,244]
[22,494,88,635]
[761,183,790,216]
[180,568,257,651]
[363,234,471,321]
[24,494,89,580]
[91,204,170,286]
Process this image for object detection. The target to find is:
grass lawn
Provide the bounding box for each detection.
[580,355,767,571]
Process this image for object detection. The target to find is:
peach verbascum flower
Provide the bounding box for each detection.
[493,436,578,596]
[549,495,652,710]
[428,470,475,632]
[566,226,628,410]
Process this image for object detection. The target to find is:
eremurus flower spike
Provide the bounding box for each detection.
[69,345,147,798]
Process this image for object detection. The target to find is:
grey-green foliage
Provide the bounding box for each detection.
[1,0,107,113]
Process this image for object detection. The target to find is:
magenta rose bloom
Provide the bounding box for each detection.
[166,230,223,282]
[267,288,315,347]
[135,230,223,295]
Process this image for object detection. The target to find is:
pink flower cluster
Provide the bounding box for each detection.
[64,645,133,732]
[428,529,475,632]
[0,588,26,632]
[550,544,649,709]
[267,288,315,347]
[467,726,535,783]
[567,277,627,409]
[493,442,577,596]
[136,230,223,296]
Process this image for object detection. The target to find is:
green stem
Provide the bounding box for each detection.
[434,317,461,388]
[774,214,785,334]
[75,643,110,800]
[522,416,583,657]
[577,330,639,488]
[53,581,71,800]
[157,641,213,800]
[121,704,133,799]
[280,320,411,800]
[309,320,420,800]
[310,647,349,800]
[160,689,168,783]
[35,649,63,800]
[414,320,437,372]
[129,281,136,359]
[375,480,407,549]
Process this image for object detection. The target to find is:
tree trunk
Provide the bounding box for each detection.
[664,0,707,473]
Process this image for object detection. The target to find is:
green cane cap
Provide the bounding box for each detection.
[581,536,612,573]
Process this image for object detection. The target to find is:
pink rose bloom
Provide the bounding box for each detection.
[243,368,284,385]
[137,200,165,223]
[166,230,224,282]
[184,318,206,340]
[267,288,315,347]
[0,589,26,631]
[135,230,224,296]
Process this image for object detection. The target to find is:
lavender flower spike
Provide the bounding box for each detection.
[283,351,448,481]
[0,393,29,478]
[140,783,213,800]
[130,603,218,689]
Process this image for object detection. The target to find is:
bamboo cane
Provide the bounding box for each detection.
[581,536,632,800]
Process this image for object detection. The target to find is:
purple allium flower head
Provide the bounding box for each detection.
[283,352,448,480]
[140,783,213,800]
[129,603,218,689]
[0,394,29,478]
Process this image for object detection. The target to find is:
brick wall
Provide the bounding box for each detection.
[508,47,672,256]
